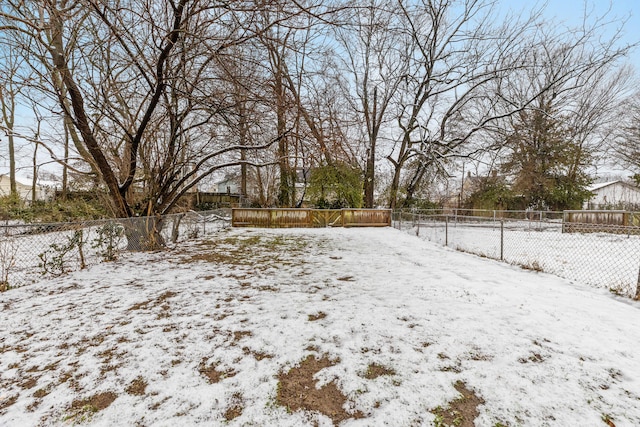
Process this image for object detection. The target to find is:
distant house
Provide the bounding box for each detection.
[0,174,45,202]
[584,181,640,210]
[216,174,240,194]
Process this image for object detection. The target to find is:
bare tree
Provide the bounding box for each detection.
[0,46,21,199]
[0,1,311,220]
[384,0,632,209]
[612,90,640,180]
[254,2,349,207]
[334,0,409,207]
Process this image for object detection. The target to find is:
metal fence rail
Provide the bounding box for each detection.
[0,209,231,290]
[393,211,640,300]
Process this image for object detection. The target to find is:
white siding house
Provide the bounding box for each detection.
[216,175,240,194]
[0,174,40,202]
[584,181,640,210]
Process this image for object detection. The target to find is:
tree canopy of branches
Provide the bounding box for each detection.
[613,92,640,182]
[0,0,635,221]
[1,0,338,217]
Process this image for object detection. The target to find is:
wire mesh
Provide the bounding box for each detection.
[0,209,231,290]
[393,210,640,299]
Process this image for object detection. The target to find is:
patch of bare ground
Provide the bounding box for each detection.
[232,330,252,343]
[308,312,327,321]
[0,394,18,412]
[126,376,148,396]
[199,359,236,383]
[71,392,118,411]
[363,363,395,380]
[224,392,244,421]
[33,387,50,398]
[243,347,274,361]
[518,353,545,364]
[276,355,364,425]
[184,251,247,265]
[336,276,355,282]
[128,290,177,312]
[20,377,38,389]
[66,391,118,422]
[431,381,484,427]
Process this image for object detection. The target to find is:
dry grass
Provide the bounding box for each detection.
[431,381,485,427]
[198,359,236,384]
[363,363,396,380]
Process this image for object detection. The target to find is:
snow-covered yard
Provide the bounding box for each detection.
[1,227,640,426]
[400,218,640,297]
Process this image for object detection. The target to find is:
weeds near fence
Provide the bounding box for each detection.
[0,239,17,291]
[0,210,231,290]
[92,222,125,261]
[38,229,87,276]
[519,260,544,272]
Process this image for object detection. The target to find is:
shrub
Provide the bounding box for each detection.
[92,222,125,261]
[39,229,87,276]
[307,163,363,208]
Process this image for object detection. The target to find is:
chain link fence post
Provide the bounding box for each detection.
[445,215,448,247]
[500,220,504,261]
[636,263,640,300]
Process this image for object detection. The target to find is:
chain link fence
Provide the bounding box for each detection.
[0,209,231,291]
[393,210,640,300]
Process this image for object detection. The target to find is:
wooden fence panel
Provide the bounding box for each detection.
[342,209,392,227]
[232,209,272,227]
[562,210,640,234]
[232,208,391,228]
[271,209,312,228]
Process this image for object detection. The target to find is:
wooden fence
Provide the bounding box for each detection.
[231,208,392,228]
[562,210,640,234]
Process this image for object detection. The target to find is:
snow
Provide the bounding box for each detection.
[402,218,640,297]
[587,181,621,192]
[1,227,640,426]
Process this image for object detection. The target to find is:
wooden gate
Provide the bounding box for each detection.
[311,210,342,227]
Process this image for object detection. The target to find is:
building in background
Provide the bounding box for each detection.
[584,181,640,210]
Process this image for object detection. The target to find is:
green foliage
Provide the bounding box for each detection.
[0,196,109,222]
[92,222,125,261]
[501,100,593,211]
[39,230,87,276]
[307,163,363,209]
[465,176,525,211]
[404,198,441,210]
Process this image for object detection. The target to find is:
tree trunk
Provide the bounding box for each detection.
[364,147,375,208]
[8,132,16,198]
[122,216,166,251]
[275,68,293,207]
[32,142,38,203]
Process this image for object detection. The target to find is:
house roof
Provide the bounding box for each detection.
[587,180,622,192]
[0,173,59,189]
[587,180,640,194]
